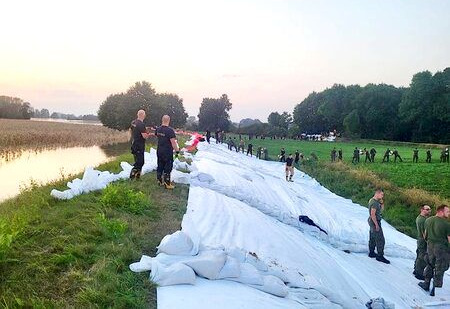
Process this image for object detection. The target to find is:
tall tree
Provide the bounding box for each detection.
[198,94,232,131]
[399,69,450,143]
[98,81,187,130]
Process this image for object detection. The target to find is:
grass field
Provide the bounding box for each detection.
[227,135,449,236]
[0,141,189,308]
[0,119,130,159]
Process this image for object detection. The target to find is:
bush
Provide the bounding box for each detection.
[100,184,149,214]
[96,213,128,239]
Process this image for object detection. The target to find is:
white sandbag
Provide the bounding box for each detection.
[246,252,268,271]
[266,265,290,283]
[150,260,196,286]
[183,250,227,280]
[129,255,153,272]
[196,172,215,183]
[217,256,241,279]
[157,231,194,256]
[226,246,247,262]
[50,189,75,200]
[181,216,200,255]
[249,275,289,298]
[172,170,190,184]
[227,262,264,286]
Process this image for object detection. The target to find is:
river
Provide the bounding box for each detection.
[0,143,129,202]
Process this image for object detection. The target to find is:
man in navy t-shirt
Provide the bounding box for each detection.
[155,115,180,189]
[130,110,152,179]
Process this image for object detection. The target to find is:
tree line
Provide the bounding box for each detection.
[0,96,98,121]
[0,96,32,119]
[293,68,450,143]
[3,67,448,144]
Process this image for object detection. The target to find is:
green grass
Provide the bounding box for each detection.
[0,151,189,308]
[228,135,449,237]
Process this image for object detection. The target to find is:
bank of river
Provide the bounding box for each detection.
[0,143,129,202]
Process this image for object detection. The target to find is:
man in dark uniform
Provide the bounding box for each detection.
[130,109,152,180]
[382,148,390,163]
[368,189,390,264]
[205,130,211,144]
[155,115,180,189]
[364,147,371,163]
[285,154,294,182]
[414,205,432,280]
[331,147,337,162]
[215,129,220,144]
[370,147,377,162]
[352,147,359,164]
[393,149,403,162]
[418,204,450,295]
[338,149,343,161]
[256,146,262,159]
[294,150,300,166]
[279,148,286,162]
[413,148,419,163]
[426,149,432,163]
[246,143,253,157]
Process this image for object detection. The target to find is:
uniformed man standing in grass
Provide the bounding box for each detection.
[130,109,152,180]
[413,147,419,163]
[155,115,180,189]
[426,149,432,163]
[370,147,377,162]
[418,204,450,295]
[368,189,390,264]
[414,205,432,280]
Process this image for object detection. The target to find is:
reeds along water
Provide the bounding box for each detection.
[0,118,130,153]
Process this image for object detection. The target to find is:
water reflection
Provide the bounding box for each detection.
[0,143,129,202]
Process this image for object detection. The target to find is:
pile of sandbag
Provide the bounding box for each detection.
[129,227,290,298]
[51,148,195,200]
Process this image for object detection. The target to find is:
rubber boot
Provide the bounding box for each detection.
[129,168,138,180]
[164,173,174,189]
[368,251,377,258]
[376,255,390,264]
[418,281,430,291]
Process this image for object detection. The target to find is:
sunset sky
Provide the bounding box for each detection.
[1,0,449,122]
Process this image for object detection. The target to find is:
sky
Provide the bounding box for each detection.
[1,0,449,122]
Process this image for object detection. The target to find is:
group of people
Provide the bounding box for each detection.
[368,188,449,296]
[129,110,180,189]
[328,147,450,164]
[205,129,226,144]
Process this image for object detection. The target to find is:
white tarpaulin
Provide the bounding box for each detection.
[153,141,450,308]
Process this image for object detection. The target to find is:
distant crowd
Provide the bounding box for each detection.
[329,146,449,164]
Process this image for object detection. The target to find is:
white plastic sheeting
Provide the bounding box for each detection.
[50,148,193,199]
[153,141,450,309]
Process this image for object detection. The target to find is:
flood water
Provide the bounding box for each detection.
[0,143,129,202]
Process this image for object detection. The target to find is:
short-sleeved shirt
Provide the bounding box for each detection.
[368,198,382,222]
[131,119,146,147]
[156,125,176,157]
[424,216,450,246]
[416,215,427,239]
[286,157,294,166]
